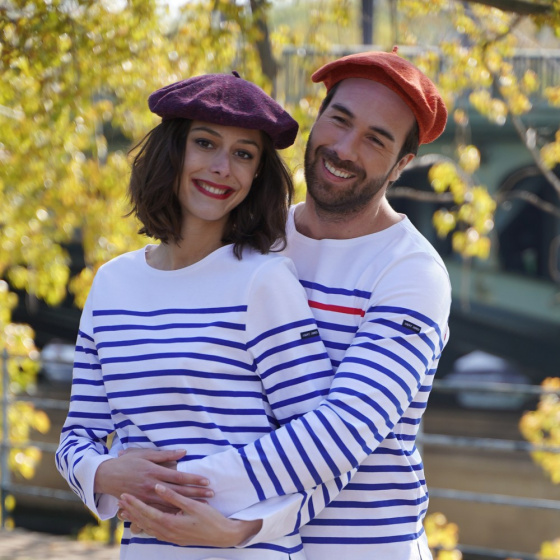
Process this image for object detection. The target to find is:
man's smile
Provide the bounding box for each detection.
[323,158,356,180]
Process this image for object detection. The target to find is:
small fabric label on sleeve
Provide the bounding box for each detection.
[402,320,421,333]
[300,329,320,339]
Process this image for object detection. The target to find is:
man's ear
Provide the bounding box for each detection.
[389,153,415,183]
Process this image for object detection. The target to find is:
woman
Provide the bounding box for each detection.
[56,73,334,560]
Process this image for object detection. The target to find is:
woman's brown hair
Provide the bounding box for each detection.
[128,119,294,258]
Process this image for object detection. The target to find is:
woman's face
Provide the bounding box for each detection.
[178,120,263,231]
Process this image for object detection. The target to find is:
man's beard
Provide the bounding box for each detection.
[304,141,393,219]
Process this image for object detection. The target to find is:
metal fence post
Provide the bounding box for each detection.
[1,348,10,529]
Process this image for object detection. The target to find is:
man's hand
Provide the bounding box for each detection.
[94,448,213,513]
[118,484,262,547]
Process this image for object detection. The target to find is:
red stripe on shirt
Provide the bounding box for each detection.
[308,300,366,317]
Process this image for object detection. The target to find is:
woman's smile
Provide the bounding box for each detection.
[193,179,234,200]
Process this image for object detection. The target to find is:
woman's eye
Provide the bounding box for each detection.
[235,150,253,160]
[195,138,213,149]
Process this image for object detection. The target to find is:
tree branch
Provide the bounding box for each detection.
[390,185,560,217]
[462,0,553,16]
[388,187,455,203]
[391,160,560,218]
[497,189,560,217]
[510,115,560,197]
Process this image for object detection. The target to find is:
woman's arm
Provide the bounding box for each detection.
[55,291,214,519]
[55,297,120,518]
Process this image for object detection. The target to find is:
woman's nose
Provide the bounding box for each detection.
[209,150,230,176]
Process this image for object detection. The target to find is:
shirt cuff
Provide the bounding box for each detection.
[230,494,305,547]
[74,454,119,520]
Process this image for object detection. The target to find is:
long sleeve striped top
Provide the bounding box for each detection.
[180,208,452,560]
[55,244,336,560]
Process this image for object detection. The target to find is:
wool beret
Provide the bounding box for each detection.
[311,48,448,145]
[148,73,299,149]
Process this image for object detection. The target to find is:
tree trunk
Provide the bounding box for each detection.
[250,0,279,96]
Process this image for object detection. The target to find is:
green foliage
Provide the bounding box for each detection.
[391,0,560,259]
[520,377,560,484]
[0,280,49,522]
[78,517,123,544]
[424,512,463,560]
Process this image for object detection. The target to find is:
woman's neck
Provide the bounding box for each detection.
[147,220,227,270]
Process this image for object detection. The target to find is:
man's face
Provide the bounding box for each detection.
[304,78,415,217]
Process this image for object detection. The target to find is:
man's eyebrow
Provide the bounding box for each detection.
[190,126,261,149]
[329,103,396,144]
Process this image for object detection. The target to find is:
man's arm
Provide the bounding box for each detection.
[118,471,357,547]
[177,256,451,518]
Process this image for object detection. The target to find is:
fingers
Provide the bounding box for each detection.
[119,447,187,463]
[118,493,162,536]
[154,484,204,513]
[118,510,144,534]
[157,467,212,492]
[130,522,143,535]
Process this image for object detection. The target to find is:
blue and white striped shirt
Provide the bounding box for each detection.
[56,244,335,560]
[182,208,451,560]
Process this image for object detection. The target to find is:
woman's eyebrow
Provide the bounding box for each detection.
[190,125,221,137]
[190,126,261,149]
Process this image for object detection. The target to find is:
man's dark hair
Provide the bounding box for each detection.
[318,82,420,161]
[127,119,294,259]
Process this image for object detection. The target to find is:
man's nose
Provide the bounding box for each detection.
[332,131,359,163]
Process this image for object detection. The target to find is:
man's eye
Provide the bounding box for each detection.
[368,136,384,147]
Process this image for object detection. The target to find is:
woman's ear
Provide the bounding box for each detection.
[256,159,265,179]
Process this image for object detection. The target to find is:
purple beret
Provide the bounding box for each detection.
[148,73,298,149]
[312,48,448,145]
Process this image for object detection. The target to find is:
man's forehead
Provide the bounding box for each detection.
[329,78,416,130]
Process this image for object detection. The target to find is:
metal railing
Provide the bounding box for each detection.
[0,349,81,525]
[421,378,560,560]
[1,348,559,558]
[279,46,560,105]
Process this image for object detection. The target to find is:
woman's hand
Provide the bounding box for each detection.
[118,484,262,547]
[95,448,213,513]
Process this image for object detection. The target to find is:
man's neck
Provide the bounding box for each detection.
[294,196,402,240]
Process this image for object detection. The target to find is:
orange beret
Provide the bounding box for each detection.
[311,47,447,145]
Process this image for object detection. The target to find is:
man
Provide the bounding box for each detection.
[94,49,451,559]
